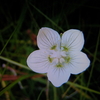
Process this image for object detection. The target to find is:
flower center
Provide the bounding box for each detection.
[49,50,66,64]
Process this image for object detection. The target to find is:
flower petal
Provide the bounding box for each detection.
[67,51,90,74]
[37,27,60,50]
[27,50,51,73]
[61,29,84,51]
[47,66,71,87]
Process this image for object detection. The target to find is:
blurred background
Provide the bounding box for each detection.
[0,0,100,100]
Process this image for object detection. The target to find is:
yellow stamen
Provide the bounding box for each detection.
[51,45,56,50]
[63,46,69,52]
[48,56,53,63]
[65,56,71,63]
[56,64,63,67]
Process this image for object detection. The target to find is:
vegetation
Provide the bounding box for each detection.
[0,0,100,100]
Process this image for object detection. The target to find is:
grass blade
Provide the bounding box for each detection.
[67,81,100,94]
[0,74,33,96]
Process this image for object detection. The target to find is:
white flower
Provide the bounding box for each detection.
[27,27,90,87]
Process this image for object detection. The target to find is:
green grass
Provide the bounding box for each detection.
[0,0,100,100]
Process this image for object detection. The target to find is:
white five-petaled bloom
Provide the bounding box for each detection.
[27,27,90,87]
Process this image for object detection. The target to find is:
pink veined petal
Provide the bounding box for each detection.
[67,51,90,74]
[61,29,84,51]
[37,27,60,50]
[27,50,51,73]
[47,66,71,87]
